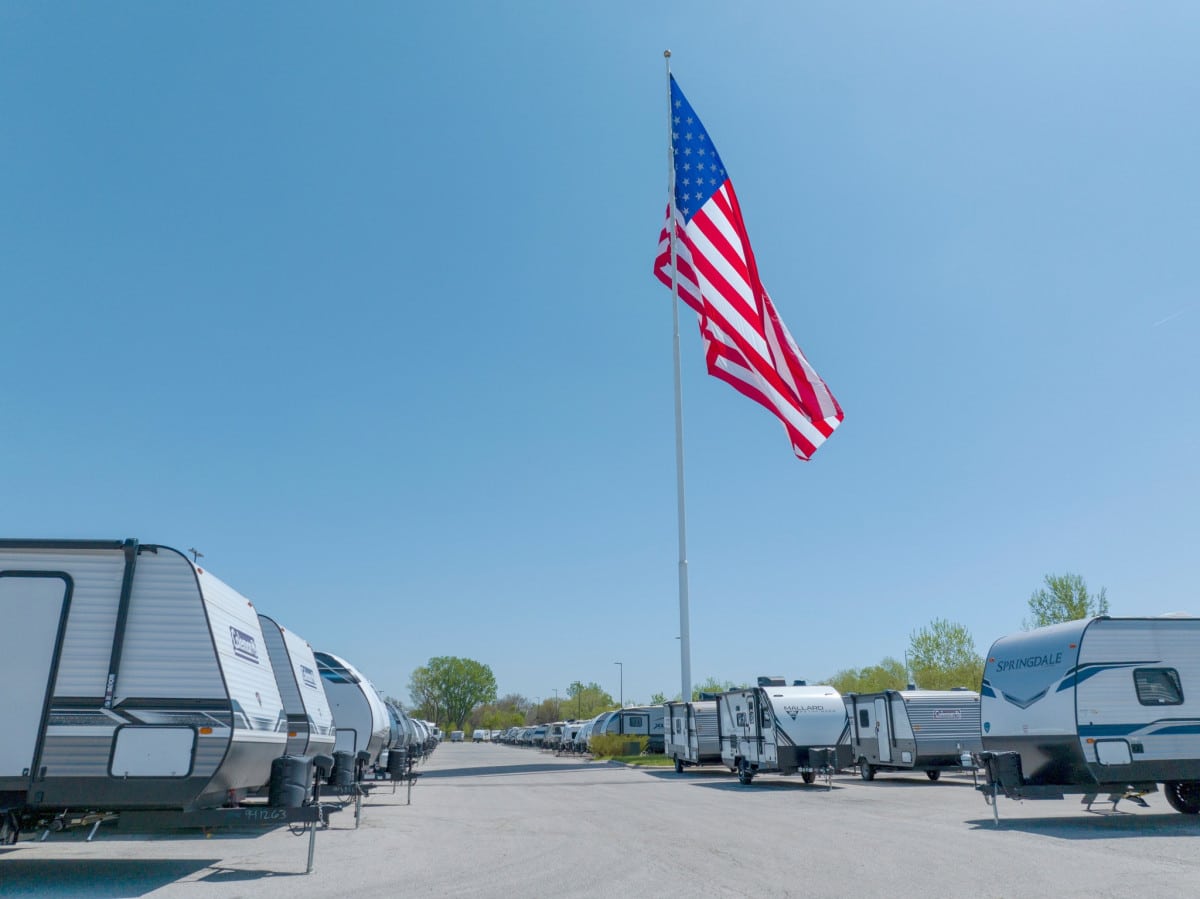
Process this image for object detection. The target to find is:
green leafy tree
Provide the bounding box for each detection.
[690,676,748,699]
[407,656,498,731]
[1025,573,1109,629]
[908,619,983,691]
[562,681,617,720]
[649,691,667,705]
[470,693,530,731]
[407,667,441,724]
[827,657,909,695]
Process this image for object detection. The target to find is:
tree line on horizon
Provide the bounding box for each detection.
[401,573,1110,731]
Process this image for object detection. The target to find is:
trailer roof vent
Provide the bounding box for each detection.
[793,680,807,686]
[758,676,786,686]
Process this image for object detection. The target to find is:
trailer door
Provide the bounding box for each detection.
[874,697,892,763]
[760,698,778,766]
[0,574,70,782]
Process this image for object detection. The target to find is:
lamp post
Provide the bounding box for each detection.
[614,661,623,708]
[553,688,559,719]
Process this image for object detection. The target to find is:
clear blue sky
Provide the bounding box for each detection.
[3,3,1197,708]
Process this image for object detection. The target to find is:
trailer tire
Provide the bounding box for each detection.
[1163,781,1200,814]
[926,770,941,781]
[674,756,684,774]
[859,759,875,781]
[737,760,754,785]
[801,771,816,784]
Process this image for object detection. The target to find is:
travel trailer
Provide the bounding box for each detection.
[664,699,721,772]
[717,679,850,784]
[0,539,331,850]
[844,690,981,780]
[312,650,391,768]
[594,706,666,752]
[977,616,1200,815]
[258,615,336,759]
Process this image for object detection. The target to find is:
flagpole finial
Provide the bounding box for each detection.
[664,49,671,58]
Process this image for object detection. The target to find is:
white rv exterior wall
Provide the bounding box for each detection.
[11,547,128,698]
[1076,618,1200,768]
[197,566,286,739]
[116,550,225,701]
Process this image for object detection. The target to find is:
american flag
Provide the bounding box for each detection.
[654,75,844,461]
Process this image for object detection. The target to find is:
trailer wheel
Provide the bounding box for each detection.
[1163,781,1200,814]
[926,770,941,781]
[737,760,754,785]
[674,756,684,774]
[859,759,875,781]
[801,771,816,784]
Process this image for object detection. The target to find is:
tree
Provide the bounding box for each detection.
[1025,573,1109,629]
[649,691,667,705]
[908,619,983,690]
[408,656,498,731]
[690,676,749,700]
[470,693,530,731]
[827,657,908,695]
[561,681,617,720]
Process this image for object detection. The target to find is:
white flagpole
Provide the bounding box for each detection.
[664,50,692,703]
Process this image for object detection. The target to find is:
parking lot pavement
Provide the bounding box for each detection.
[3,743,1200,897]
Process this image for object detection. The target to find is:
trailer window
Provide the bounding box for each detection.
[858,709,870,728]
[627,716,644,728]
[1133,668,1183,706]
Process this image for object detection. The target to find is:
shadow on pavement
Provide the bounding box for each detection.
[845,776,978,788]
[418,762,600,779]
[199,866,307,882]
[967,808,1200,838]
[0,858,219,897]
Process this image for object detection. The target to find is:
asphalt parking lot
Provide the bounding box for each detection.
[3,743,1199,898]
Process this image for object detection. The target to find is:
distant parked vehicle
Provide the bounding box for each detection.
[450,730,465,742]
[593,707,666,753]
[718,678,850,785]
[665,700,721,772]
[844,689,981,781]
[472,728,490,743]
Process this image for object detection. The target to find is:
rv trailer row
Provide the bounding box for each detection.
[489,705,668,754]
[0,539,438,868]
[664,616,1200,821]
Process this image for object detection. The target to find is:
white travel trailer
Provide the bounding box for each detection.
[664,700,721,772]
[717,679,850,784]
[978,616,1200,815]
[595,707,666,753]
[844,690,981,781]
[312,651,391,767]
[0,539,336,855]
[258,615,336,759]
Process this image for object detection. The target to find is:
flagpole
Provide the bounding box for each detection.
[664,50,692,704]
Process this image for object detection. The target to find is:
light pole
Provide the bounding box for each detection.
[553,688,559,719]
[614,661,623,708]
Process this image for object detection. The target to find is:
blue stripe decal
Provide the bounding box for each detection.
[1149,724,1200,736]
[1055,662,1147,693]
[1079,719,1200,738]
[1079,724,1145,737]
